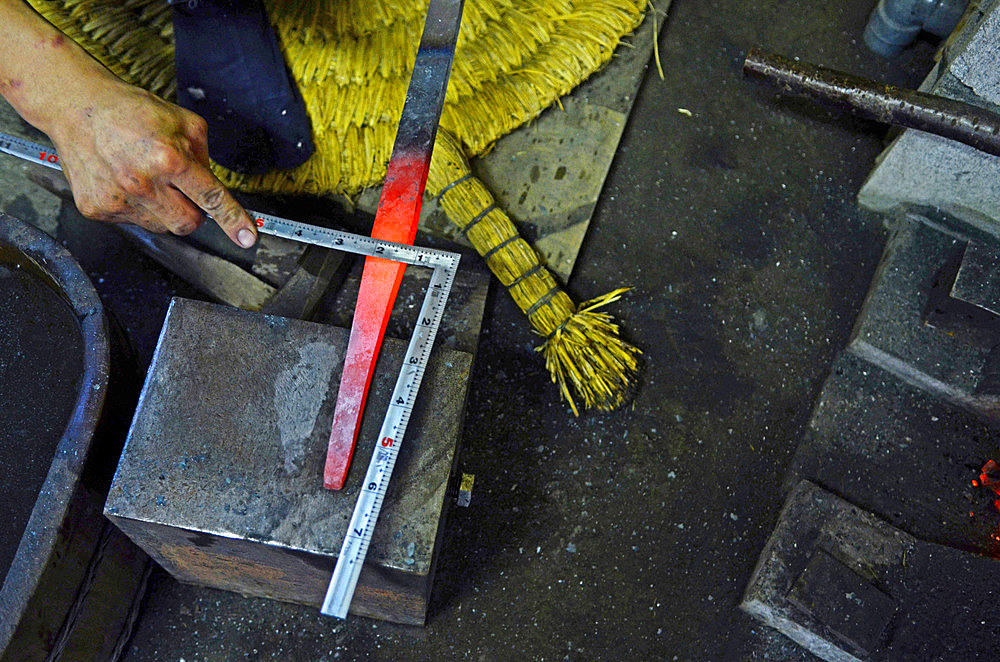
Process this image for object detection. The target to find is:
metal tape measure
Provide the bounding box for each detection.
[0,129,459,619]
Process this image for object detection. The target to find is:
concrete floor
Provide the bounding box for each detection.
[0,1,945,660]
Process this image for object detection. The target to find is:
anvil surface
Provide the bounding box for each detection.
[105,298,473,624]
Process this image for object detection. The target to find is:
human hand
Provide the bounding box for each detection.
[48,78,257,248]
[0,0,255,247]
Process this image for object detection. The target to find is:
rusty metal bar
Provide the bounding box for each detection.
[742,48,1000,158]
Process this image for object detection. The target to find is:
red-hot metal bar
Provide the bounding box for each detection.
[324,0,465,490]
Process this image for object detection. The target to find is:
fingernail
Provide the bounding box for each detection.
[237,228,256,248]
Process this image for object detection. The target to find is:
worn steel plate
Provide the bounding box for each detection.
[105,298,473,624]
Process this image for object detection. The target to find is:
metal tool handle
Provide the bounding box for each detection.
[743,48,1000,158]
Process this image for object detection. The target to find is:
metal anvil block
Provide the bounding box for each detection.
[743,480,1000,661]
[104,298,473,625]
[848,213,1000,422]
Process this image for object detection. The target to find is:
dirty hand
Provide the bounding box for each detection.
[0,0,256,248]
[48,78,257,248]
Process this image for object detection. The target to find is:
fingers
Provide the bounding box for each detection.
[75,189,190,235]
[172,162,257,248]
[172,112,257,248]
[73,166,205,236]
[183,113,211,167]
[146,185,205,235]
[56,89,257,248]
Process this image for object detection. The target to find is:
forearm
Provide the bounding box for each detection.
[0,0,116,138]
[0,1,256,247]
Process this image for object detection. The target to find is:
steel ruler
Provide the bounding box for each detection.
[0,129,460,619]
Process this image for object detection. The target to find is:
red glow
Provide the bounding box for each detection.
[978,460,1000,495]
[324,151,430,489]
[971,460,1000,555]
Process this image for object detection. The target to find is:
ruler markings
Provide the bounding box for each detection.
[0,129,459,620]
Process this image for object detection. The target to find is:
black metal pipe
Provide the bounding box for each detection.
[743,48,1000,158]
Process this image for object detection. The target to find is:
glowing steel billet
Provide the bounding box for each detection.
[323,0,464,490]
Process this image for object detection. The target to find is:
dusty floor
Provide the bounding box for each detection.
[0,0,943,660]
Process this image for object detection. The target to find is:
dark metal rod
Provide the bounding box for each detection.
[743,48,1000,158]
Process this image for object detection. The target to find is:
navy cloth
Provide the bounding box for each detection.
[171,0,315,174]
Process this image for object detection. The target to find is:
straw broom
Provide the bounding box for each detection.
[427,130,640,414]
[25,0,645,414]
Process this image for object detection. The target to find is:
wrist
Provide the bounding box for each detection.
[0,1,118,138]
[32,61,120,141]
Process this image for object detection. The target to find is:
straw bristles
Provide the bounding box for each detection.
[31,0,176,98]
[539,288,642,415]
[26,0,648,412]
[429,131,641,414]
[28,0,647,194]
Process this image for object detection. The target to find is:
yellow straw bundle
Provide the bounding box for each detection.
[26,0,645,413]
[428,131,640,414]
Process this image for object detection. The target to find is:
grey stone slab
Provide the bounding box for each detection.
[742,480,1000,662]
[105,298,474,624]
[857,129,1000,239]
[948,0,1000,101]
[847,213,1000,420]
[858,1,1000,238]
[786,351,999,556]
[951,239,1000,316]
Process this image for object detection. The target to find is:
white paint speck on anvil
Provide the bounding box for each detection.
[273,341,339,474]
